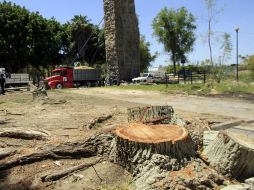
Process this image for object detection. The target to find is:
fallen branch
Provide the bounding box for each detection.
[0,109,25,116]
[0,141,6,148]
[0,128,49,140]
[0,133,113,170]
[0,147,96,171]
[41,99,67,105]
[0,119,11,125]
[41,158,102,182]
[0,148,16,160]
[86,114,113,129]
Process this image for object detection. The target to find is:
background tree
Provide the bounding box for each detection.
[204,0,222,66]
[0,1,30,72]
[220,33,232,65]
[139,35,157,72]
[0,1,64,74]
[64,15,105,66]
[152,7,196,75]
[241,55,254,79]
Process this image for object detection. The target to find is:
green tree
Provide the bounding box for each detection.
[0,2,105,74]
[204,0,223,66]
[242,55,254,79]
[0,1,64,74]
[152,7,196,75]
[0,1,30,72]
[64,15,105,66]
[27,13,63,74]
[139,35,157,72]
[220,33,232,65]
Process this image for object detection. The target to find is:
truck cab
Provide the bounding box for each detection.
[46,67,74,89]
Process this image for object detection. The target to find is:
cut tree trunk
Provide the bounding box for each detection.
[127,105,185,126]
[203,130,254,180]
[113,123,195,172]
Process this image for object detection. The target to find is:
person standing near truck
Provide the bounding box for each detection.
[0,74,5,95]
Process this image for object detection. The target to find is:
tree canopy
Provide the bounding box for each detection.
[0,1,155,77]
[139,35,157,72]
[0,1,105,74]
[152,7,196,75]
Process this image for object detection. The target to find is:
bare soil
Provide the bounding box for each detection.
[0,87,253,190]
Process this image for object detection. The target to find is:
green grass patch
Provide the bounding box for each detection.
[214,82,254,94]
[106,84,211,95]
[0,97,29,105]
[99,178,135,190]
[106,82,254,95]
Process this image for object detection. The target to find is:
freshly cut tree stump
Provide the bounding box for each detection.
[31,84,48,101]
[114,123,195,172]
[203,130,254,180]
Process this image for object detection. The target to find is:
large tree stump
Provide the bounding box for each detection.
[127,105,185,126]
[113,123,195,172]
[203,130,254,180]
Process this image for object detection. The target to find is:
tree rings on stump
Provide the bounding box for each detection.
[114,123,195,172]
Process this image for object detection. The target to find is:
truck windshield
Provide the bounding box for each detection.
[52,71,61,76]
[142,73,149,77]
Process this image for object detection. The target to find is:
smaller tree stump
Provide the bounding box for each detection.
[114,123,195,172]
[127,105,186,126]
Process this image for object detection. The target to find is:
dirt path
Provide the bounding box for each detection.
[68,88,254,121]
[0,88,253,190]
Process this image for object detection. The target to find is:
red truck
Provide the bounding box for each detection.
[45,66,101,89]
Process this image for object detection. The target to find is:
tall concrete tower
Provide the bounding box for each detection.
[103,0,140,85]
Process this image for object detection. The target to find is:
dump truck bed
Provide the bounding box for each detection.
[73,68,100,82]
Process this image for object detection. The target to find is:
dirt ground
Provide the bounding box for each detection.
[0,87,254,190]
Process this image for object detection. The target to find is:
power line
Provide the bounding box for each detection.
[71,17,104,65]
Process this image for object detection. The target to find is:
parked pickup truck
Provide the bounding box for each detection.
[132,73,154,83]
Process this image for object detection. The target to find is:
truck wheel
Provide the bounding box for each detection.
[87,82,91,87]
[94,81,99,87]
[56,83,63,89]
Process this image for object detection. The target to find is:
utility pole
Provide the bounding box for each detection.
[235,27,239,81]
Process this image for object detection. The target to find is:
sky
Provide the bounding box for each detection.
[2,0,254,67]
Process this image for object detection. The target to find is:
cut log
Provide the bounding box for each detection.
[114,123,195,172]
[41,158,101,182]
[86,114,113,129]
[0,128,49,140]
[203,130,254,180]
